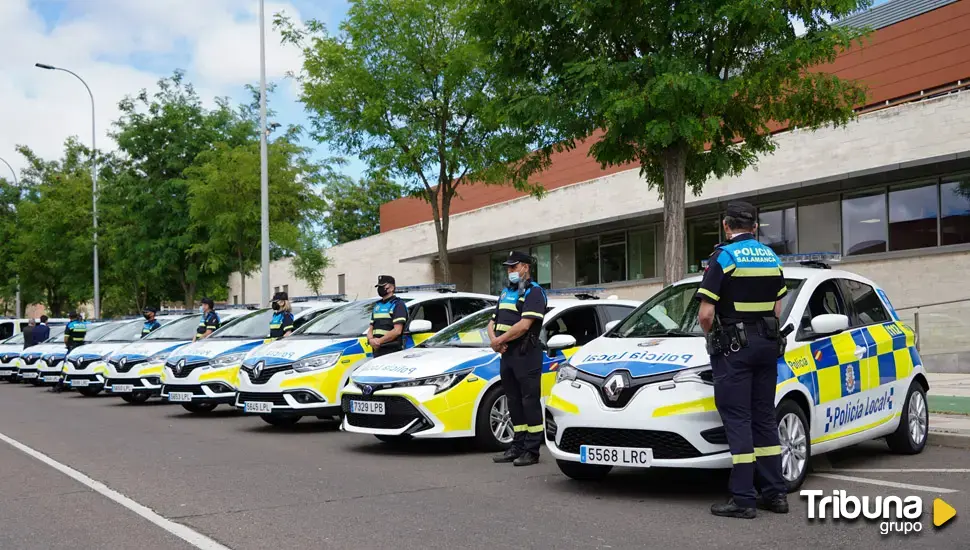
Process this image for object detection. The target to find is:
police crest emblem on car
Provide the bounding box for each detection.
[638,340,663,347]
[845,363,856,393]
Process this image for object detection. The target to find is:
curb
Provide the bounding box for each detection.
[928,430,970,449]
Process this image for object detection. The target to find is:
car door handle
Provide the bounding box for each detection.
[854,345,866,359]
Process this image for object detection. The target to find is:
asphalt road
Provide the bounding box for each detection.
[0,383,967,550]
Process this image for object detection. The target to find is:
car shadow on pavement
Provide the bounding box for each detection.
[106,400,176,407]
[545,467,731,502]
[164,409,244,420]
[346,437,485,457]
[239,420,343,435]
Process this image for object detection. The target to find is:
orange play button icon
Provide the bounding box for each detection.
[933,498,956,528]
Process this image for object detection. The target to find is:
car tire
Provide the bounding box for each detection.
[181,402,217,414]
[77,386,102,397]
[776,399,811,492]
[121,392,152,404]
[556,459,612,481]
[375,434,412,444]
[260,414,301,427]
[886,381,928,455]
[475,386,513,452]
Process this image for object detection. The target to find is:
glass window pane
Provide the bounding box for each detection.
[797,200,840,254]
[941,178,970,245]
[489,252,509,295]
[575,237,599,286]
[529,244,552,288]
[628,228,656,280]
[889,184,938,251]
[687,218,721,274]
[838,279,891,327]
[842,193,887,256]
[600,243,626,283]
[601,232,625,246]
[758,207,797,255]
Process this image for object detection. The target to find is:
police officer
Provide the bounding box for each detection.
[194,298,220,342]
[142,307,161,337]
[696,201,789,519]
[488,251,547,467]
[269,292,295,340]
[367,276,408,358]
[64,311,87,351]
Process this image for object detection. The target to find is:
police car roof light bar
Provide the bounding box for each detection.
[777,252,842,269]
[546,287,605,300]
[291,294,348,303]
[396,283,457,294]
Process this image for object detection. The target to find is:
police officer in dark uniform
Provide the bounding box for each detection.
[696,201,790,519]
[269,292,295,340]
[64,311,87,351]
[488,251,548,467]
[368,276,408,358]
[194,298,220,342]
[142,307,162,337]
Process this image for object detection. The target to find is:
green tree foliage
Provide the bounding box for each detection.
[277,0,547,283]
[322,171,403,245]
[0,175,24,314]
[475,0,870,284]
[290,233,332,296]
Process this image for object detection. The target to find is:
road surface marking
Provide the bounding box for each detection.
[826,468,970,473]
[0,431,231,550]
[812,473,959,494]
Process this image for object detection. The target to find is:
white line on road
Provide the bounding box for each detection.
[824,468,970,473]
[811,473,959,494]
[0,431,231,550]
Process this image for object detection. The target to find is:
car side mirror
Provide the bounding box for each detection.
[810,314,849,337]
[546,334,577,351]
[604,320,620,332]
[408,319,433,333]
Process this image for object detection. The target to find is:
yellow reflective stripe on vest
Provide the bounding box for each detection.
[393,317,407,323]
[722,264,735,274]
[734,301,775,312]
[732,267,781,277]
[498,302,518,311]
[754,445,781,457]
[373,329,388,336]
[495,323,513,332]
[697,288,719,302]
[777,286,787,297]
[372,313,391,319]
[732,453,756,464]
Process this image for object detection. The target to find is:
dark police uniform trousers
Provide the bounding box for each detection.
[698,233,787,507]
[494,281,547,454]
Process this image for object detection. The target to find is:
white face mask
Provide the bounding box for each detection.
[199,305,205,314]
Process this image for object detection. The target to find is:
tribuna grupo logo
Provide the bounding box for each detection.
[801,490,923,535]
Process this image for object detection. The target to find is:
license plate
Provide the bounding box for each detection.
[43,376,61,383]
[350,400,385,415]
[0,370,11,376]
[112,384,134,393]
[579,445,653,467]
[71,379,90,387]
[21,372,38,379]
[168,392,193,402]
[244,401,273,413]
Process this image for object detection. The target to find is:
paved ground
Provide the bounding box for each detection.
[0,383,967,550]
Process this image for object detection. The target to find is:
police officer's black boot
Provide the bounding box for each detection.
[711,499,757,519]
[512,451,539,467]
[492,448,521,463]
[756,494,789,514]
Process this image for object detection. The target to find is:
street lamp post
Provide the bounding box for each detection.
[258,0,271,307]
[35,63,100,319]
[0,157,20,318]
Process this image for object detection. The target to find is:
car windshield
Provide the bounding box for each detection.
[296,299,400,337]
[84,322,124,342]
[611,279,804,338]
[97,319,151,342]
[3,333,25,345]
[44,325,66,342]
[144,314,205,341]
[421,308,493,348]
[210,309,272,339]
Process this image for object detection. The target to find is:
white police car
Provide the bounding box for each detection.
[342,292,640,449]
[0,333,28,381]
[22,325,72,385]
[161,301,345,414]
[546,255,928,489]
[235,286,496,427]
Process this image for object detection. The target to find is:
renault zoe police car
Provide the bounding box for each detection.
[342,293,639,449]
[235,286,496,427]
[161,300,346,414]
[0,333,28,381]
[545,255,928,489]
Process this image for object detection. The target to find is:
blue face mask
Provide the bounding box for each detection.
[199,305,205,314]
[508,271,521,285]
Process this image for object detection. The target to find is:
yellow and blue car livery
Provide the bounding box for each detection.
[16,347,53,384]
[62,342,134,391]
[30,342,70,385]
[160,338,268,408]
[102,339,192,397]
[546,265,928,485]
[0,340,23,380]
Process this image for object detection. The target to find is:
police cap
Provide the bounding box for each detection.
[375,275,396,287]
[200,297,215,308]
[142,307,157,314]
[724,201,757,224]
[272,291,288,302]
[68,311,79,319]
[502,251,533,266]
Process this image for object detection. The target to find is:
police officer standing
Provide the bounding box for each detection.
[269,292,295,340]
[696,201,789,519]
[488,251,547,467]
[142,307,161,337]
[194,298,220,342]
[367,276,408,358]
[55,312,87,393]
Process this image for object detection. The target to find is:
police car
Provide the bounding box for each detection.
[21,325,72,385]
[235,286,496,427]
[61,317,182,395]
[0,333,28,381]
[161,300,346,414]
[101,310,249,403]
[546,254,928,489]
[342,291,640,449]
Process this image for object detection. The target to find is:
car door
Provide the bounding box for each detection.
[448,297,495,323]
[540,305,603,397]
[406,298,451,347]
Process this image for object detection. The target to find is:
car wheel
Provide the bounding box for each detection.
[375,434,412,444]
[777,399,811,492]
[887,381,928,455]
[556,459,612,481]
[77,386,102,397]
[475,386,514,452]
[260,414,301,427]
[181,402,217,414]
[121,392,152,404]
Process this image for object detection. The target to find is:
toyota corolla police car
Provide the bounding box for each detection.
[235,286,496,427]
[0,333,28,381]
[342,292,640,449]
[546,255,928,489]
[61,317,181,395]
[161,300,346,414]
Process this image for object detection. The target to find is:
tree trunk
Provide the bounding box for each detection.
[183,284,196,311]
[427,189,452,284]
[662,144,688,286]
[239,253,246,305]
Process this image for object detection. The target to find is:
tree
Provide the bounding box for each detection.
[278,0,546,283]
[475,0,870,284]
[290,233,332,296]
[321,171,403,245]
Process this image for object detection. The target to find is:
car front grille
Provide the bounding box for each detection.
[111,359,145,373]
[65,373,102,383]
[237,392,289,406]
[69,358,98,370]
[341,395,423,430]
[166,362,207,378]
[244,364,292,385]
[557,427,702,460]
[162,384,205,396]
[21,356,40,365]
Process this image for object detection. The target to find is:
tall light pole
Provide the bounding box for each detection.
[258,0,271,307]
[0,156,20,319]
[35,62,100,319]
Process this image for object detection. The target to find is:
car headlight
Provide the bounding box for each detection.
[148,352,171,362]
[292,353,340,373]
[672,365,713,385]
[396,369,471,394]
[556,361,578,383]
[210,353,246,367]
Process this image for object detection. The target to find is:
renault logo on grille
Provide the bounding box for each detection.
[603,372,629,402]
[175,359,185,374]
[253,361,264,379]
[120,357,127,367]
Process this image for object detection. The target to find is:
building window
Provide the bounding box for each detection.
[338,274,346,295]
[758,207,797,255]
[274,286,280,294]
[233,295,238,305]
[529,244,552,289]
[599,232,627,283]
[574,238,599,286]
[687,218,721,273]
[889,183,938,251]
[797,199,840,254]
[940,177,970,245]
[627,228,656,280]
[842,192,887,256]
[282,284,289,295]
[490,251,511,295]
